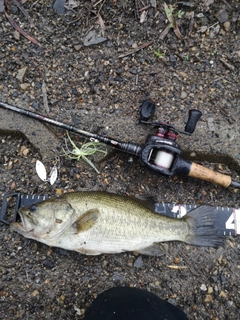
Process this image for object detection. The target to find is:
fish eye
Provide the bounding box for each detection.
[30,205,37,213]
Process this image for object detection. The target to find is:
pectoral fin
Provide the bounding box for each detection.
[75,209,99,232]
[134,244,165,257]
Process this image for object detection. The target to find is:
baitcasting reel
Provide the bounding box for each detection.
[137,100,239,188]
[138,100,202,177]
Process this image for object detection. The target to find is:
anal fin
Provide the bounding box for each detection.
[134,244,165,257]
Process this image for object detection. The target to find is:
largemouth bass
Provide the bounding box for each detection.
[10,191,223,255]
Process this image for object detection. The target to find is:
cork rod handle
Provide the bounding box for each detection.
[188,162,232,188]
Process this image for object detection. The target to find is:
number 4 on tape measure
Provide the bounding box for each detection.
[225,209,240,236]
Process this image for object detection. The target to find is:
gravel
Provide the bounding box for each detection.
[0,1,240,319]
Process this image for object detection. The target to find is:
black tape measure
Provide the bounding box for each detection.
[154,203,239,237]
[0,193,239,236]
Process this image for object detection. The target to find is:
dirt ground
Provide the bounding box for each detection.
[0,0,240,319]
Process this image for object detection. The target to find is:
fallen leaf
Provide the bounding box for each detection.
[140,10,147,23]
[96,12,105,37]
[83,30,107,46]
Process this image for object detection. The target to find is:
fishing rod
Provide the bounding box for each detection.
[0,101,240,189]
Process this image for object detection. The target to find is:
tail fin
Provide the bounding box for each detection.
[185,205,224,248]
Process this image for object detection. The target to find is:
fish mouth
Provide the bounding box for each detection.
[10,221,27,231]
[10,210,34,235]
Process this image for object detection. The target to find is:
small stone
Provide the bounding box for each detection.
[220,291,226,298]
[169,54,176,63]
[204,295,213,302]
[174,257,180,264]
[20,83,30,90]
[223,21,230,32]
[32,101,39,110]
[178,71,188,78]
[10,181,16,190]
[74,44,82,51]
[215,9,228,23]
[210,24,220,38]
[200,26,208,33]
[20,146,30,156]
[200,284,207,291]
[74,305,82,316]
[53,0,66,14]
[168,298,177,306]
[232,11,238,23]
[13,30,20,40]
[227,301,233,307]
[112,273,124,284]
[8,161,13,170]
[134,256,144,268]
[43,258,55,269]
[208,286,213,294]
[16,66,28,83]
[181,91,188,99]
[32,290,39,297]
[57,294,65,304]
[0,0,4,12]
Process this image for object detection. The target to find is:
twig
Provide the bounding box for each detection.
[159,25,171,40]
[67,15,82,25]
[222,0,232,9]
[30,0,41,10]
[209,22,219,29]
[12,0,35,28]
[93,0,105,7]
[4,11,41,46]
[219,58,235,71]
[134,0,140,19]
[94,11,105,37]
[167,265,188,269]
[118,41,153,58]
[139,5,150,13]
[42,80,50,115]
[135,73,139,85]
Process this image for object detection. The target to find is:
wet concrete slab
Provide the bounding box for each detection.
[0,105,60,160]
[179,120,240,174]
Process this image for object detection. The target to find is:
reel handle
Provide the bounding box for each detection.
[185,109,202,134]
[188,162,232,188]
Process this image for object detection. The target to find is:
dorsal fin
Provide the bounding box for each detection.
[134,195,156,211]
